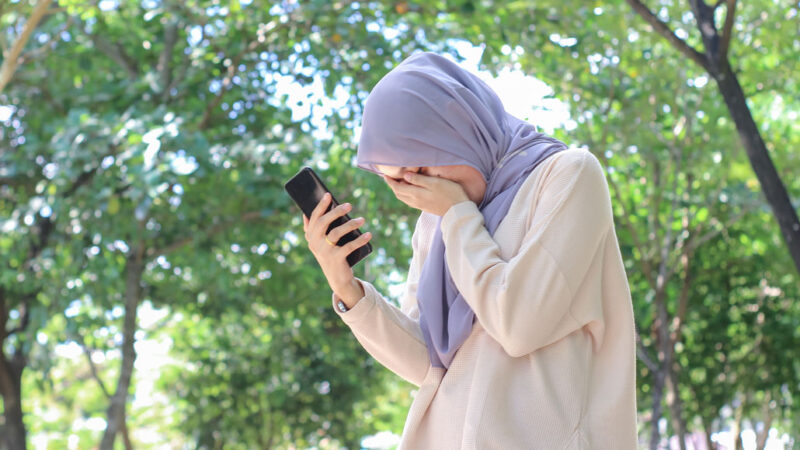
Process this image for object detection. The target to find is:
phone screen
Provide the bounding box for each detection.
[284,167,372,267]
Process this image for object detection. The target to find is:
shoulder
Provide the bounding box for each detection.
[543,148,603,179]
[518,148,606,198]
[514,148,612,231]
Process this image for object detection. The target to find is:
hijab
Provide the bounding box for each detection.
[356,52,568,368]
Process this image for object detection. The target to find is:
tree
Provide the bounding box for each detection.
[0,0,54,94]
[624,0,800,274]
[2,0,436,447]
[2,0,798,447]
[394,0,799,446]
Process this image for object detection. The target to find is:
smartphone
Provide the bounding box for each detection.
[284,166,372,267]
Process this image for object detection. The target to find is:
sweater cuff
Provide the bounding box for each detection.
[441,200,481,238]
[331,278,376,324]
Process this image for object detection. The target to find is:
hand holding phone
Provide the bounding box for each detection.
[284,167,373,267]
[301,193,371,306]
[285,167,373,305]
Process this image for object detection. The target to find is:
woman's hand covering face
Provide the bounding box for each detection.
[383,170,471,216]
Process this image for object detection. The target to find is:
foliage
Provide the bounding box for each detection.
[1,0,798,448]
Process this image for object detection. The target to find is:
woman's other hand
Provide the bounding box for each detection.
[383,171,470,216]
[302,192,371,306]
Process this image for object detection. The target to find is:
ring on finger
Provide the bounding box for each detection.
[325,235,336,246]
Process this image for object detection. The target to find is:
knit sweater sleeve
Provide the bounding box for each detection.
[439,150,611,358]
[331,220,432,387]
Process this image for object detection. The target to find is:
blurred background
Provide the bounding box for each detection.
[1,0,798,448]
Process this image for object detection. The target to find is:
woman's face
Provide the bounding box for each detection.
[375,164,487,205]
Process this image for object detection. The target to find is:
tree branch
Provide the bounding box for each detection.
[624,0,712,72]
[0,288,8,342]
[161,10,206,105]
[45,6,67,14]
[718,0,736,60]
[636,331,659,372]
[78,19,138,80]
[63,167,99,197]
[146,210,269,257]
[688,0,722,66]
[157,21,179,102]
[198,20,289,130]
[60,141,122,198]
[37,79,67,114]
[17,15,73,66]
[685,206,751,254]
[165,47,192,105]
[670,249,693,346]
[76,334,111,398]
[197,41,254,130]
[4,293,33,338]
[0,0,54,94]
[656,148,681,294]
[584,69,657,288]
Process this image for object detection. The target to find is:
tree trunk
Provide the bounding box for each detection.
[731,392,748,450]
[702,416,715,450]
[666,243,692,450]
[666,366,687,450]
[121,419,134,450]
[648,304,671,450]
[646,291,670,450]
[0,352,26,450]
[0,287,28,450]
[756,392,773,450]
[712,62,800,274]
[99,248,145,449]
[650,272,673,450]
[648,368,665,450]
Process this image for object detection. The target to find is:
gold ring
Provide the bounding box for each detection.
[325,236,336,246]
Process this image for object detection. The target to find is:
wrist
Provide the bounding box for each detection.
[337,279,365,309]
[443,198,470,216]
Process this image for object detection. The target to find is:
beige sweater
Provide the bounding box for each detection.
[332,148,638,449]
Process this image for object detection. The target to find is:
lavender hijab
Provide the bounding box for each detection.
[356,52,568,369]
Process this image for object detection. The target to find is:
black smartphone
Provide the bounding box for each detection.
[284,166,372,267]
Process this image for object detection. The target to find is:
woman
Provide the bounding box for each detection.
[302,52,638,449]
